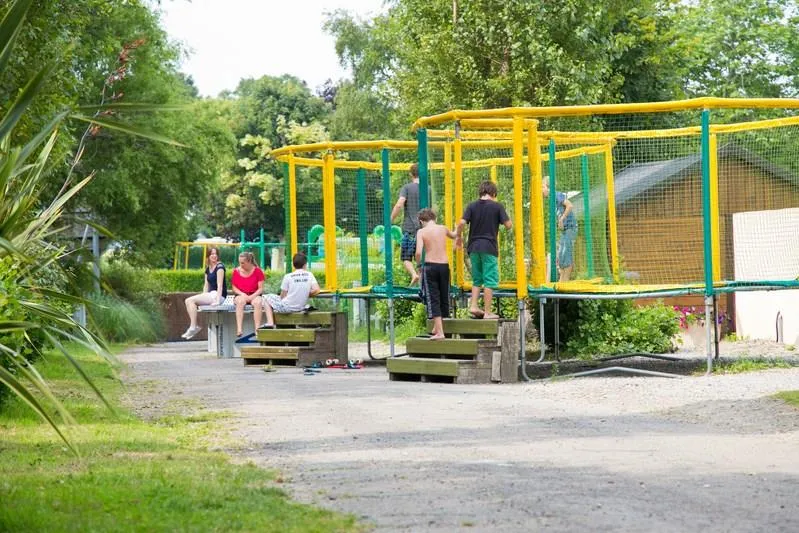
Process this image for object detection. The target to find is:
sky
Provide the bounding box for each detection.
[156,0,387,97]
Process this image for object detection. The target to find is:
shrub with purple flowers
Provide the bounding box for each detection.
[673,306,731,330]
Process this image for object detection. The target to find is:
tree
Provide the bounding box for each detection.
[206,75,331,241]
[672,0,799,99]
[0,0,238,266]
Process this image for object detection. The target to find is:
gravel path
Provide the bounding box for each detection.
[121,341,799,532]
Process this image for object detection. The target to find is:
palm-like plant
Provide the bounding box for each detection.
[0,0,183,454]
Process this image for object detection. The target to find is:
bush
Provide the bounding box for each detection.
[102,261,162,305]
[0,260,50,407]
[532,298,680,359]
[88,293,161,343]
[148,269,206,293]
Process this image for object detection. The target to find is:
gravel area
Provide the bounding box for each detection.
[121,340,799,532]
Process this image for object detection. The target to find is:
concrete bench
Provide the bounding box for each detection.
[198,296,254,358]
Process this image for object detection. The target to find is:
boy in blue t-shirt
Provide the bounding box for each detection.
[455,181,512,319]
[542,177,577,281]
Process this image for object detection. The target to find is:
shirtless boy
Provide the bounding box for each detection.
[415,208,457,340]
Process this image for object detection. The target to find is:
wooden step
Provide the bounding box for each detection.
[240,346,300,359]
[428,318,499,337]
[387,357,492,384]
[255,328,317,343]
[387,357,462,377]
[406,337,479,356]
[275,312,333,327]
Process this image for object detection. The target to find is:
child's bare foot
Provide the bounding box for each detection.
[429,333,445,340]
[236,330,243,337]
[410,273,419,285]
[469,308,485,318]
[483,313,499,320]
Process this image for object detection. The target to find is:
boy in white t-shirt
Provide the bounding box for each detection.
[260,253,321,328]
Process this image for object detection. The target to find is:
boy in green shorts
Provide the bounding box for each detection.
[455,181,512,319]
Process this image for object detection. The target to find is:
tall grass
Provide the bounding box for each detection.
[88,293,161,343]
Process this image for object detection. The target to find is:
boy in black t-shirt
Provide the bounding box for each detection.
[455,181,512,319]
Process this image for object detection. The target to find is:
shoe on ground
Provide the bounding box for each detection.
[258,323,276,329]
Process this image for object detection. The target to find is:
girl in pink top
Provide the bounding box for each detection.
[231,252,265,336]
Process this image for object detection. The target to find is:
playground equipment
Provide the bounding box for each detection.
[414,96,799,376]
[173,229,285,271]
[172,240,239,270]
[269,97,799,379]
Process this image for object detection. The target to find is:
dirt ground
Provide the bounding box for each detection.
[121,341,799,532]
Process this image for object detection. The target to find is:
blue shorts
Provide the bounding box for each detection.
[400,232,416,262]
[557,228,577,268]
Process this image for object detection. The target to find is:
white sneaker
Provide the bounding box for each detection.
[184,326,202,339]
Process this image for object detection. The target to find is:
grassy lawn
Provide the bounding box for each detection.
[0,345,361,532]
[774,390,799,407]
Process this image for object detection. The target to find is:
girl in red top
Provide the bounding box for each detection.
[231,251,265,336]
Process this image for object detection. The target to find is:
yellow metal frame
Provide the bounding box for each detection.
[512,117,528,298]
[413,97,799,129]
[288,153,298,258]
[322,153,337,290]
[269,98,799,294]
[443,142,454,274]
[454,137,465,288]
[709,134,721,282]
[604,144,620,280]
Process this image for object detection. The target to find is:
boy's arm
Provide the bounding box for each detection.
[389,196,405,222]
[414,230,424,263]
[503,220,513,230]
[559,198,573,224]
[308,273,321,298]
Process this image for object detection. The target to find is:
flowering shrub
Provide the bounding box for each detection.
[673,306,731,329]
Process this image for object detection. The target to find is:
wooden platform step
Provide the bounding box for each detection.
[240,345,337,367]
[240,345,299,367]
[386,357,492,384]
[427,318,499,337]
[255,328,317,343]
[405,337,500,365]
[406,337,479,356]
[274,312,333,327]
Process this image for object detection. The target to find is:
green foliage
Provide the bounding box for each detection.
[533,298,680,359]
[88,293,160,343]
[101,261,163,305]
[0,343,360,531]
[0,1,235,266]
[775,390,799,408]
[672,0,799,99]
[148,269,208,294]
[207,75,331,241]
[709,359,793,375]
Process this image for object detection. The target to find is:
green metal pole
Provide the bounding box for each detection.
[356,168,369,286]
[700,109,714,373]
[259,227,265,269]
[700,110,714,297]
[548,139,557,283]
[239,229,245,254]
[581,154,594,277]
[382,149,393,297]
[418,128,429,209]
